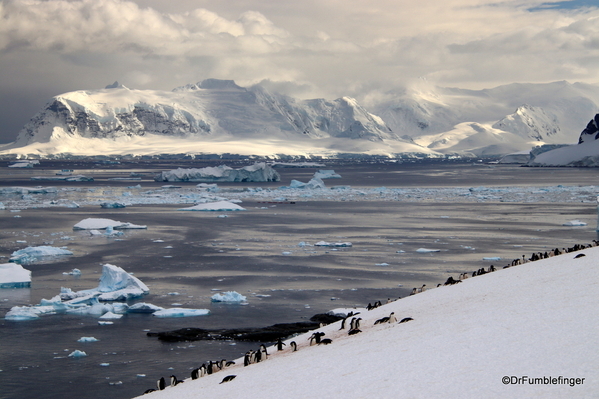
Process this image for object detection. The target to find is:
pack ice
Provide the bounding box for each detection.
[178,201,246,211]
[0,263,31,288]
[154,162,280,182]
[73,218,147,230]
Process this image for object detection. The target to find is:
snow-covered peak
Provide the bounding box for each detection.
[492,104,560,141]
[172,79,245,92]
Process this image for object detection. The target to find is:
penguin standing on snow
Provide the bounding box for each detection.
[170,375,183,386]
[290,341,297,351]
[276,338,286,351]
[260,344,269,360]
[388,312,397,323]
[157,377,166,391]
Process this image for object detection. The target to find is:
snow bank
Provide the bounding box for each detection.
[155,163,280,182]
[10,246,73,264]
[136,246,599,399]
[211,291,247,303]
[73,218,147,230]
[0,263,31,288]
[178,201,246,211]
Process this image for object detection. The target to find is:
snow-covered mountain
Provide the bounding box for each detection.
[528,113,599,166]
[373,80,599,156]
[0,79,432,158]
[2,79,599,159]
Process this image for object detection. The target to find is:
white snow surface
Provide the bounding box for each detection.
[137,247,599,399]
[73,218,147,230]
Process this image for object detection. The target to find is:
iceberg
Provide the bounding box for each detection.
[563,220,587,226]
[88,264,149,301]
[128,303,164,313]
[178,201,246,211]
[99,311,122,320]
[73,218,147,230]
[100,202,126,209]
[0,263,31,288]
[154,163,280,182]
[314,241,353,247]
[5,306,40,320]
[153,308,210,317]
[211,291,247,303]
[313,170,342,179]
[10,246,73,264]
[77,337,99,343]
[288,177,326,189]
[416,248,441,253]
[68,350,87,358]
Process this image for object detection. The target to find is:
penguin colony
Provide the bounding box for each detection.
[142,240,596,395]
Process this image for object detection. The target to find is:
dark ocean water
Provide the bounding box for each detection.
[0,161,598,399]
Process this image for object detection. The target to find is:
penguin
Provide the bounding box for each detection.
[220,375,237,384]
[276,338,286,351]
[170,375,183,386]
[348,328,361,335]
[374,316,389,325]
[575,253,586,258]
[225,361,236,367]
[143,389,156,394]
[255,349,262,363]
[410,288,417,296]
[191,368,200,380]
[289,341,297,351]
[207,361,214,375]
[388,312,397,323]
[244,352,251,367]
[399,317,413,324]
[354,318,362,329]
[319,338,333,345]
[157,377,166,391]
[339,316,347,330]
[260,344,269,359]
[349,317,357,330]
[199,364,206,377]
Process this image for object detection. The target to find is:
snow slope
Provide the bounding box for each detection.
[137,246,599,399]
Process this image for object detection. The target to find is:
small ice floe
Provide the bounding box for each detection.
[483,257,501,261]
[77,337,99,343]
[287,178,326,189]
[68,350,87,358]
[396,250,406,253]
[282,251,292,255]
[416,248,441,253]
[313,170,341,179]
[211,291,247,303]
[99,312,122,320]
[73,218,147,230]
[0,263,31,289]
[10,246,73,264]
[100,202,126,209]
[314,241,352,247]
[109,381,122,386]
[98,321,113,325]
[562,220,587,226]
[153,308,210,318]
[100,363,110,367]
[376,263,390,266]
[63,268,82,276]
[178,201,246,212]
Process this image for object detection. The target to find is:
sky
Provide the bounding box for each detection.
[0,0,599,143]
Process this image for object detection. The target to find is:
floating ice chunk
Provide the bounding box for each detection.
[63,268,82,276]
[100,363,110,367]
[416,248,441,253]
[128,303,164,313]
[178,201,246,211]
[483,257,502,261]
[211,291,247,303]
[31,175,93,181]
[155,163,280,182]
[100,202,126,209]
[5,306,40,320]
[153,308,210,317]
[68,350,87,358]
[98,321,113,325]
[0,263,31,288]
[77,337,99,343]
[288,177,326,189]
[62,264,149,302]
[99,312,122,320]
[563,220,587,226]
[376,263,390,266]
[111,303,129,314]
[10,246,73,264]
[73,218,147,230]
[314,241,352,247]
[313,170,341,179]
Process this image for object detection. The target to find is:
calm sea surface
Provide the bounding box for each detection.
[0,160,598,399]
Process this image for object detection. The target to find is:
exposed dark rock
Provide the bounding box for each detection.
[146,313,345,343]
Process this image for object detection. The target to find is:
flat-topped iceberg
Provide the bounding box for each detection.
[73,218,147,230]
[0,263,32,288]
[314,241,352,247]
[10,246,73,264]
[211,291,247,303]
[313,170,341,179]
[178,201,246,211]
[153,308,210,317]
[155,162,280,182]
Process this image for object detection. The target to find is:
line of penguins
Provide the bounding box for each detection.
[142,309,415,394]
[141,240,597,395]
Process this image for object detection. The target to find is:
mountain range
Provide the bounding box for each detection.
[1,79,598,162]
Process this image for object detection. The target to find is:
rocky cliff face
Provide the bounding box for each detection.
[577,113,599,144]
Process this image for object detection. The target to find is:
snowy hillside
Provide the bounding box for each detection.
[136,245,599,399]
[529,113,599,166]
[0,79,432,158]
[374,80,599,156]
